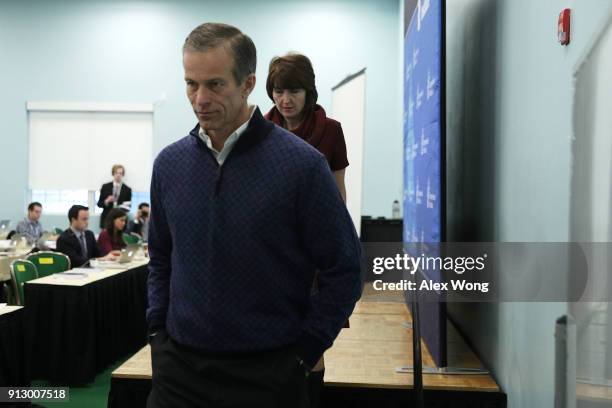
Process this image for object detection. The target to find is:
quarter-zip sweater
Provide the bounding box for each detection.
[147,107,362,368]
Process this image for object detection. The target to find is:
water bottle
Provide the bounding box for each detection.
[392,200,400,219]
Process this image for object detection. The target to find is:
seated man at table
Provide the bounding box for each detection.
[15,202,44,245]
[56,205,117,268]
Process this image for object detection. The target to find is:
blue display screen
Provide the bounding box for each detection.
[403,0,445,367]
[404,0,442,254]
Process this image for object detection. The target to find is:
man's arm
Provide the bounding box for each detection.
[124,186,132,204]
[15,220,25,234]
[294,155,363,369]
[56,235,88,269]
[15,221,33,243]
[97,184,109,209]
[146,164,172,333]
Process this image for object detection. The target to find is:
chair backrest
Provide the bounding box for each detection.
[53,227,64,235]
[122,233,141,246]
[27,251,71,277]
[9,259,39,306]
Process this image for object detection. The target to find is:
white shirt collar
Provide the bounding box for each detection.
[70,227,84,237]
[198,105,257,165]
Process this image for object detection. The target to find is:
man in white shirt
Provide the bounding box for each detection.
[97,164,132,228]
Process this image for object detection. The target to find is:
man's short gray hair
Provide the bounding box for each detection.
[184,22,257,85]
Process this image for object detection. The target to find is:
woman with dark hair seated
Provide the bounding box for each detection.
[97,208,127,256]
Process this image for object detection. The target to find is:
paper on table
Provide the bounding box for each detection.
[55,271,89,279]
[71,267,101,274]
[90,260,126,269]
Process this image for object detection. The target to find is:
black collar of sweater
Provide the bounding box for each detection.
[189,107,275,154]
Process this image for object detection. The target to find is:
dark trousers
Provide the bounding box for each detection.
[147,330,310,408]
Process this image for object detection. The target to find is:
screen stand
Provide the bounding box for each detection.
[410,292,424,408]
[395,366,490,375]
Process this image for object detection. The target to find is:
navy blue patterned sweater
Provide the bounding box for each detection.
[147,107,362,368]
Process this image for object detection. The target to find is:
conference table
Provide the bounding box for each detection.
[24,260,149,385]
[0,305,30,387]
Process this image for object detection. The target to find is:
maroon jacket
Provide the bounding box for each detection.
[265,104,349,171]
[97,229,125,256]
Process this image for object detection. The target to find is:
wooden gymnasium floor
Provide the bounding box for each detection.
[109,286,506,407]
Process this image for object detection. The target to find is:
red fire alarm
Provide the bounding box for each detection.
[558,8,571,45]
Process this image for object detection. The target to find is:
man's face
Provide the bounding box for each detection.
[72,210,89,231]
[28,206,42,222]
[113,169,124,183]
[183,46,255,138]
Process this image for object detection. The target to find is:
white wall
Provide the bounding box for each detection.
[569,13,612,391]
[445,0,612,407]
[0,0,403,231]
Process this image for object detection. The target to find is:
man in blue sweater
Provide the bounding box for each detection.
[147,22,362,408]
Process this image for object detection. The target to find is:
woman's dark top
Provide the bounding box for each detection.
[265,104,349,171]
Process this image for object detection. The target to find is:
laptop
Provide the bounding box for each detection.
[118,244,139,264]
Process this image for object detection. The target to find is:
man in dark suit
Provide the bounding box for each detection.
[97,164,132,228]
[56,205,117,268]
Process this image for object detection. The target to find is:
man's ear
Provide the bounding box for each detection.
[242,73,256,98]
